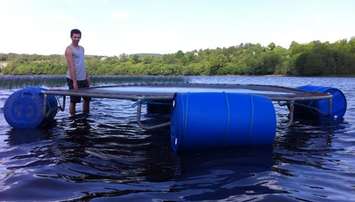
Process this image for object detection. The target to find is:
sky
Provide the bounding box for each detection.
[0,0,355,56]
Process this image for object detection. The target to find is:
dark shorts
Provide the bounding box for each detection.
[67,78,91,103]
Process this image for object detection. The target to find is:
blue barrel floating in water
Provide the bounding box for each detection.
[4,87,58,128]
[147,99,173,114]
[295,85,347,119]
[170,92,276,152]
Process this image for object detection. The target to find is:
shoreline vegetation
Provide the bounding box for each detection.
[1,39,355,76]
[0,75,187,88]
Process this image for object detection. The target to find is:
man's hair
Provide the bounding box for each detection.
[70,29,81,37]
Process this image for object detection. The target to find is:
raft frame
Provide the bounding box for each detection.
[43,82,333,128]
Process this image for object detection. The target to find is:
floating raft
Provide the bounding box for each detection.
[43,82,332,101]
[3,83,347,153]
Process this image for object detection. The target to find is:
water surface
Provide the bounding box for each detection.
[0,75,354,201]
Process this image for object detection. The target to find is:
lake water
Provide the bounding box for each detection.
[0,75,354,201]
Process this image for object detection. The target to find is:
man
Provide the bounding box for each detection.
[65,29,90,116]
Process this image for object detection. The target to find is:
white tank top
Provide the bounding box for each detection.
[66,45,86,80]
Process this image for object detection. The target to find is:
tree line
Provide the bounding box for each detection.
[1,38,355,76]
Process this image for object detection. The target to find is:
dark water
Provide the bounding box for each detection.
[0,75,354,201]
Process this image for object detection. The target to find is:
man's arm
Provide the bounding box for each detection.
[65,47,78,89]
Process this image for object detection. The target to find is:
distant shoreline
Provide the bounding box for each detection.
[1,74,355,78]
[2,39,355,76]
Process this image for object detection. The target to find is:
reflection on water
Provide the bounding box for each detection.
[0,76,354,201]
[173,149,275,201]
[6,128,52,146]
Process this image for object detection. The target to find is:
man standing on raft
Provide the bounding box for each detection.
[65,29,91,116]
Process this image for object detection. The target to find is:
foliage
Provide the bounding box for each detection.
[1,38,355,76]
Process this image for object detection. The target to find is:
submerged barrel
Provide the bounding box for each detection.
[147,99,173,114]
[170,92,276,152]
[4,87,58,128]
[295,85,347,119]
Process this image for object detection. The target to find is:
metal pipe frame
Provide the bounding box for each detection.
[42,88,334,130]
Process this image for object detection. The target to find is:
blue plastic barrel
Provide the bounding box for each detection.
[170,92,276,152]
[296,85,347,119]
[4,87,58,128]
[147,99,173,114]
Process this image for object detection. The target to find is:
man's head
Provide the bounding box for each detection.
[70,29,81,45]
[70,29,81,37]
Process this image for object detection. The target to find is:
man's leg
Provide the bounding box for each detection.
[67,78,78,116]
[83,99,90,114]
[69,102,76,116]
[81,79,90,114]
